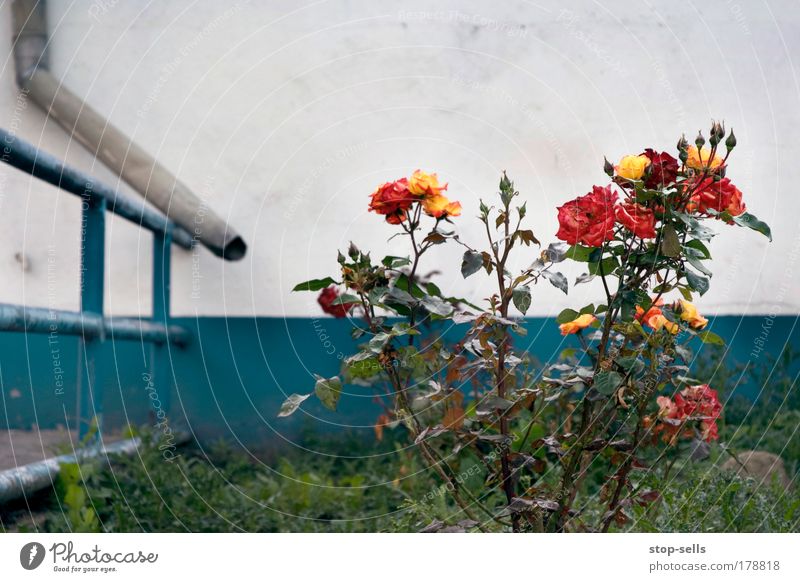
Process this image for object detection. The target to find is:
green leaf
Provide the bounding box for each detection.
[512,285,532,315]
[331,293,359,305]
[368,332,390,352]
[556,308,579,324]
[732,212,772,241]
[593,371,623,396]
[543,271,568,294]
[688,256,712,277]
[588,256,619,277]
[382,256,411,268]
[461,251,484,278]
[421,295,453,317]
[616,356,644,375]
[564,244,594,262]
[685,270,710,296]
[292,277,336,292]
[278,393,311,417]
[314,376,342,411]
[684,239,711,259]
[661,224,682,257]
[697,330,725,346]
[579,304,595,315]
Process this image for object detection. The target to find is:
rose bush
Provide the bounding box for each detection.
[282,122,771,532]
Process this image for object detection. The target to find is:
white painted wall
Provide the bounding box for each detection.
[0,0,797,318]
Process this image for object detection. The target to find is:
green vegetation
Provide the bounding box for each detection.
[3,348,798,533]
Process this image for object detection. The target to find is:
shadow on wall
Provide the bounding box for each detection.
[0,315,797,453]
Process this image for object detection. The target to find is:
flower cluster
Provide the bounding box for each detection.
[655,384,722,442]
[556,130,748,248]
[368,170,461,224]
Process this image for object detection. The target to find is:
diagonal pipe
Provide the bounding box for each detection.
[11,0,246,260]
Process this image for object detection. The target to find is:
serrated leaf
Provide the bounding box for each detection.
[593,371,623,396]
[512,285,532,315]
[661,223,681,257]
[733,211,772,241]
[697,330,725,346]
[576,273,595,285]
[564,244,594,262]
[688,256,712,276]
[684,239,711,259]
[331,293,360,305]
[461,251,484,278]
[685,270,710,296]
[382,255,411,268]
[556,308,579,324]
[314,376,342,411]
[292,277,336,292]
[278,393,311,417]
[543,271,568,294]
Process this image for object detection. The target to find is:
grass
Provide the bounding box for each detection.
[2,348,798,533]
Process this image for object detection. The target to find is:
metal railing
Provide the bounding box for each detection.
[0,127,192,440]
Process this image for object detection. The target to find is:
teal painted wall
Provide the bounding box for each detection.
[0,315,797,451]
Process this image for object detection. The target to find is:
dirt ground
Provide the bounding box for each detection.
[0,428,77,471]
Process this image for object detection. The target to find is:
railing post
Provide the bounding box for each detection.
[150,228,172,423]
[77,190,106,441]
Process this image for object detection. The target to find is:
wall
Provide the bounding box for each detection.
[0,1,798,445]
[0,0,798,318]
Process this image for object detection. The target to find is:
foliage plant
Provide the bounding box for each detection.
[284,123,773,532]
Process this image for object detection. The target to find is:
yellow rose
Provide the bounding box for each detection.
[678,299,708,329]
[615,154,650,180]
[686,146,723,170]
[408,170,447,197]
[649,314,679,334]
[559,313,596,335]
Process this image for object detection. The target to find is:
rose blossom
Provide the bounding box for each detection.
[556,185,618,247]
[642,149,679,188]
[559,313,596,335]
[689,177,746,218]
[368,178,413,224]
[317,287,356,318]
[615,201,657,239]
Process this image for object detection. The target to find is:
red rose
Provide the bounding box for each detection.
[690,177,746,218]
[317,287,355,318]
[615,201,657,239]
[642,149,678,189]
[556,185,618,247]
[368,178,413,224]
[674,384,722,442]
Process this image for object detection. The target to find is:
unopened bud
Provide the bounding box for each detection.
[695,131,705,149]
[677,134,688,151]
[725,129,737,151]
[679,148,688,164]
[603,157,614,177]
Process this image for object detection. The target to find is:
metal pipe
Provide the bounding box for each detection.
[0,438,141,505]
[11,0,247,261]
[0,128,194,250]
[0,303,191,346]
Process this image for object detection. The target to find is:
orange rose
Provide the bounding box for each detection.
[686,146,723,171]
[422,194,462,218]
[559,313,596,335]
[636,300,678,334]
[408,170,447,198]
[368,178,413,224]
